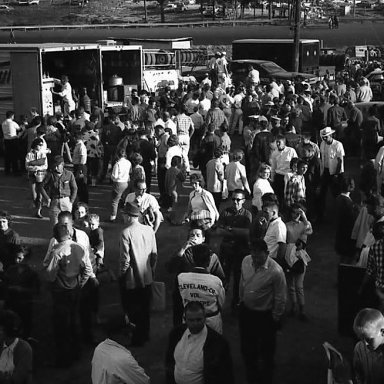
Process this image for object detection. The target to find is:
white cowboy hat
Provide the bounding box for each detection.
[320,127,335,137]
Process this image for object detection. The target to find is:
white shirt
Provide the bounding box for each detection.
[320,139,345,175]
[252,178,274,210]
[111,158,132,183]
[174,326,207,384]
[165,145,183,169]
[72,140,87,165]
[2,118,19,140]
[271,146,298,177]
[178,271,225,334]
[248,69,260,84]
[165,119,177,136]
[92,339,150,384]
[264,217,287,259]
[199,98,211,116]
[125,192,161,225]
[225,161,248,192]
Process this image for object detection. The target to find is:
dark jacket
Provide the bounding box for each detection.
[165,324,234,384]
[43,169,78,203]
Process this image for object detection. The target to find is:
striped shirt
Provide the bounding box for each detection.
[367,239,384,289]
[353,341,384,384]
[176,114,194,135]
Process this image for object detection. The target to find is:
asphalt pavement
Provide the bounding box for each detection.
[0,152,361,384]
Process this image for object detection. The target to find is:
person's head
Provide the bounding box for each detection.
[275,135,286,151]
[258,163,271,180]
[167,134,179,148]
[290,202,306,222]
[134,179,147,197]
[31,138,44,152]
[184,301,206,335]
[30,107,39,118]
[232,189,246,211]
[188,225,206,245]
[192,244,212,269]
[250,239,269,268]
[372,220,384,240]
[339,175,355,194]
[365,194,384,219]
[122,202,140,224]
[232,149,244,162]
[116,148,127,160]
[53,224,71,243]
[5,111,14,120]
[190,173,205,191]
[61,75,69,84]
[101,314,135,348]
[214,147,223,159]
[354,308,384,351]
[131,152,143,166]
[262,201,279,222]
[52,155,65,174]
[88,213,100,231]
[320,127,335,144]
[0,310,21,344]
[47,115,57,127]
[171,156,182,168]
[57,211,74,233]
[290,157,300,173]
[74,202,88,220]
[296,159,308,176]
[0,211,11,232]
[261,193,278,208]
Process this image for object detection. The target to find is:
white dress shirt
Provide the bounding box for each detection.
[174,326,207,384]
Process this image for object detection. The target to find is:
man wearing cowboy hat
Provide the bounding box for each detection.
[119,202,157,347]
[318,126,345,221]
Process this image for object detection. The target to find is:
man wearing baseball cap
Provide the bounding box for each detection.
[318,126,345,221]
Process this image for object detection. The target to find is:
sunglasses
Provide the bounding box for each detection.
[232,198,244,202]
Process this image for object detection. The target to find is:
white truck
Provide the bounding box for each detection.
[0,43,143,121]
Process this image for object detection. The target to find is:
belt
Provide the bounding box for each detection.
[206,309,220,318]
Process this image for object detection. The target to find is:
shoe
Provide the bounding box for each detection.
[109,216,116,223]
[35,212,43,219]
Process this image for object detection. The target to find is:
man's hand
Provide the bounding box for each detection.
[89,277,99,288]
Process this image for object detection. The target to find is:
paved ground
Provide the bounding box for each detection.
[0,147,362,384]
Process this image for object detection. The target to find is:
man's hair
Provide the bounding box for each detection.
[263,200,279,211]
[57,210,73,222]
[171,156,182,167]
[0,211,12,224]
[184,301,205,315]
[134,178,146,189]
[192,244,212,268]
[0,310,21,338]
[250,238,269,253]
[53,224,70,242]
[276,134,286,142]
[232,189,246,198]
[131,152,143,165]
[261,193,278,205]
[232,149,244,162]
[189,223,206,238]
[5,111,14,119]
[353,308,384,338]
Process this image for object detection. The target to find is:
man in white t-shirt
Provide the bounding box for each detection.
[263,201,287,260]
[1,110,20,175]
[248,65,260,86]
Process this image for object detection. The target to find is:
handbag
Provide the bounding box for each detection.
[151,281,166,312]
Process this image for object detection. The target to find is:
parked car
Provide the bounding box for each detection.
[230,59,317,86]
[0,4,14,10]
[17,0,39,5]
[366,70,384,100]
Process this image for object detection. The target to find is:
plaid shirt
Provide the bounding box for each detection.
[284,174,306,207]
[176,114,194,135]
[367,239,384,289]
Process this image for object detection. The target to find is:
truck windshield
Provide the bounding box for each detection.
[259,62,285,73]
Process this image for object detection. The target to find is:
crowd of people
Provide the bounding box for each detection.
[0,53,384,383]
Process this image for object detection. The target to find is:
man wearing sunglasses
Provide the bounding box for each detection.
[216,189,252,311]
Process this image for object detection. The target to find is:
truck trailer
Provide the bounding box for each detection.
[232,39,320,74]
[0,43,143,121]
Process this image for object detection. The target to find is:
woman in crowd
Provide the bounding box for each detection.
[285,203,313,320]
[252,163,274,215]
[25,138,49,218]
[185,173,219,232]
[74,202,90,231]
